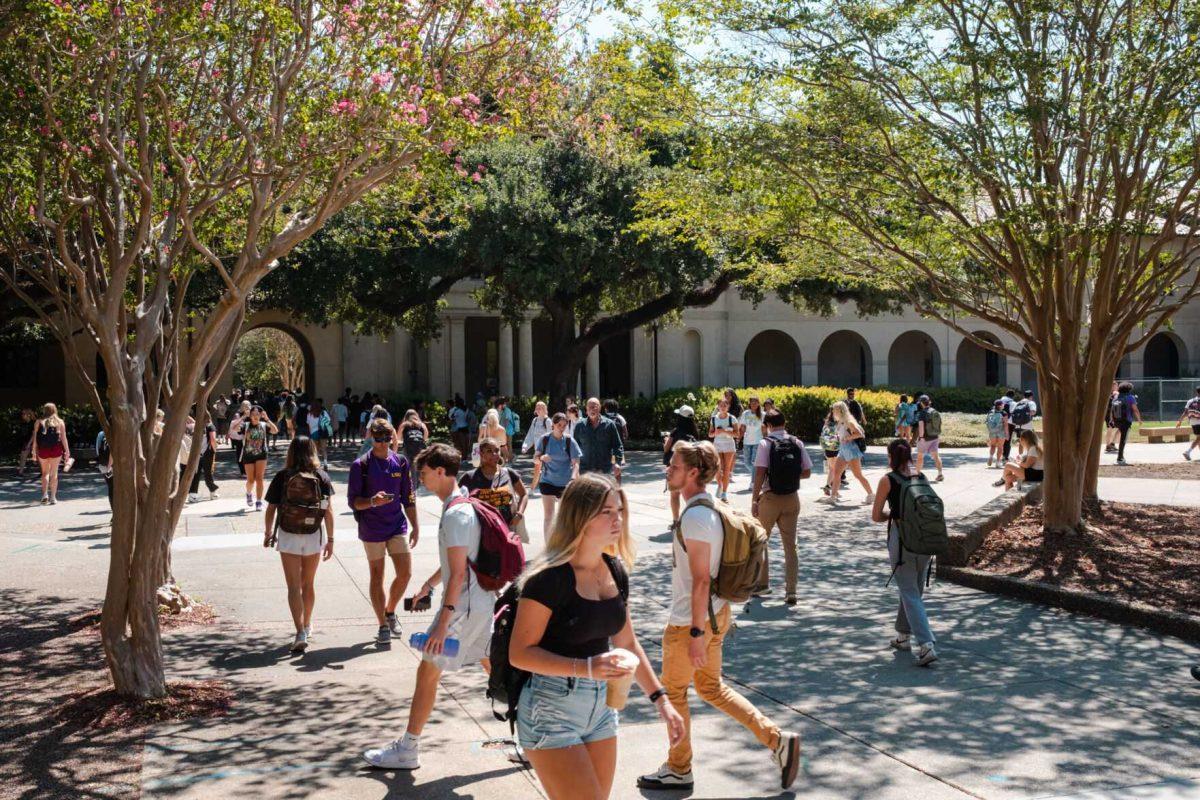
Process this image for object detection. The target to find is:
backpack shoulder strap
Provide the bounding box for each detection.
[604,554,630,602]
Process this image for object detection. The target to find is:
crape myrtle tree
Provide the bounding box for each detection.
[668,0,1200,533]
[0,0,555,698]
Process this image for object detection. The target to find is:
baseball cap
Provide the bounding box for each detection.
[674,405,695,418]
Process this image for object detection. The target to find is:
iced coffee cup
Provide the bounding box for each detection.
[604,648,639,710]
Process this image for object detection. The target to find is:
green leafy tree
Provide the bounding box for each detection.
[666,0,1200,534]
[0,0,554,697]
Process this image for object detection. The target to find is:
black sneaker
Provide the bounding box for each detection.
[773,731,801,789]
[637,764,694,791]
[785,595,797,606]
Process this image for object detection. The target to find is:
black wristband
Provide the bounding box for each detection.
[648,688,667,704]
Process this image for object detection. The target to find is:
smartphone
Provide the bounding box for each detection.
[404,595,432,612]
[379,492,395,502]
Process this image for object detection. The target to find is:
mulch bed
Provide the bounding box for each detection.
[68,601,219,636]
[967,502,1199,617]
[1097,460,1200,481]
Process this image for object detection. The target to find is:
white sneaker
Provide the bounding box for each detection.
[363,738,419,770]
[209,490,220,500]
[772,731,802,789]
[187,493,201,504]
[290,630,308,653]
[637,763,694,790]
[816,495,834,505]
[862,493,875,505]
[890,634,911,651]
[1184,450,1192,461]
[915,643,938,666]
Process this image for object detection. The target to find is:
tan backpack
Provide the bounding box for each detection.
[675,497,769,633]
[276,471,326,535]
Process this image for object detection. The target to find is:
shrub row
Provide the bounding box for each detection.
[1,404,102,459]
[877,385,1009,414]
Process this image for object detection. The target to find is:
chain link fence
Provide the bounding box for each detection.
[1125,378,1199,422]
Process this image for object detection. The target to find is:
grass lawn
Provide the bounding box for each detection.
[872,414,1184,448]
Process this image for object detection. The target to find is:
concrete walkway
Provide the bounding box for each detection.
[1,439,1197,799]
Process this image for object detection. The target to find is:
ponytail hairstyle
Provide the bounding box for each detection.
[887,438,913,472]
[40,402,64,431]
[518,473,635,591]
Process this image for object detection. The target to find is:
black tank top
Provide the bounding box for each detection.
[402,425,426,459]
[36,422,61,448]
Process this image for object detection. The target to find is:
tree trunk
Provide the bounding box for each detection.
[546,301,585,410]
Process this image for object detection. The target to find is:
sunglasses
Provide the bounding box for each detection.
[372,435,392,443]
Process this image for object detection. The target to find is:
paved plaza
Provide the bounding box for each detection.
[2,441,1198,799]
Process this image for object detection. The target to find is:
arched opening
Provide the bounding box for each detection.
[599,331,632,397]
[956,332,1004,388]
[818,330,872,387]
[464,316,500,400]
[683,330,702,386]
[234,324,313,395]
[888,331,941,387]
[1143,332,1183,378]
[744,330,801,387]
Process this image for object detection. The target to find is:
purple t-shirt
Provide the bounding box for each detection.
[754,430,814,471]
[347,451,415,542]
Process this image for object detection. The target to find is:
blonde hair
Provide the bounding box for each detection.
[483,408,501,428]
[518,473,635,591]
[40,402,64,431]
[832,401,863,436]
[671,439,720,485]
[1019,429,1040,451]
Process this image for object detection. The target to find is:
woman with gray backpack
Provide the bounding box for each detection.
[869,438,946,667]
[263,435,335,654]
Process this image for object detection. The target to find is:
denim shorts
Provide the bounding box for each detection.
[516,674,618,751]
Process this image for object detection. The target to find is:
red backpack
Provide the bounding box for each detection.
[448,496,526,591]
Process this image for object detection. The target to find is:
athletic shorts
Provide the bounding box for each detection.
[277,528,326,556]
[823,450,839,461]
[361,535,410,560]
[538,482,566,498]
[713,435,737,454]
[1023,468,1044,482]
[421,603,492,673]
[241,453,267,464]
[1192,423,1200,435]
[918,438,939,454]
[517,675,617,751]
[37,444,65,460]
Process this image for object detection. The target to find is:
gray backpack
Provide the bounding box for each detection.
[887,471,947,588]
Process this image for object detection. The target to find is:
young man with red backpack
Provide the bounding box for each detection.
[363,442,523,772]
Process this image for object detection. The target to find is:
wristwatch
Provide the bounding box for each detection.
[689,626,704,638]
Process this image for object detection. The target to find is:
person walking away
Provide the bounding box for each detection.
[708,398,737,500]
[460,437,529,543]
[187,412,220,502]
[818,410,841,496]
[663,406,698,527]
[823,401,874,504]
[985,400,1007,467]
[1107,382,1142,465]
[1103,381,1121,454]
[869,439,939,666]
[399,409,430,466]
[895,395,914,440]
[999,389,1018,460]
[536,413,582,538]
[362,443,497,771]
[265,392,283,450]
[638,440,801,792]
[603,399,630,442]
[738,396,764,489]
[751,410,812,604]
[228,400,252,477]
[566,404,581,438]
[497,397,520,462]
[509,474,685,800]
[1008,390,1038,458]
[912,395,945,482]
[263,435,335,653]
[575,398,624,478]
[32,403,69,505]
[449,398,471,460]
[333,397,350,445]
[349,419,420,643]
[239,406,277,510]
[96,428,114,508]
[213,395,230,444]
[522,401,554,487]
[307,399,334,469]
[996,430,1045,489]
[1178,385,1200,460]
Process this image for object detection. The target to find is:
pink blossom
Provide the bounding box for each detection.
[36,125,50,136]
[80,144,93,157]
[465,93,481,105]
[331,98,358,116]
[449,96,463,107]
[440,139,455,155]
[201,0,213,14]
[470,171,482,182]
[371,71,394,89]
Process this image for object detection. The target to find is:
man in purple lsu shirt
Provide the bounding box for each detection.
[349,418,420,644]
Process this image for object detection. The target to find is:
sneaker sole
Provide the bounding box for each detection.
[361,754,419,770]
[636,779,694,791]
[780,734,801,789]
[916,652,939,666]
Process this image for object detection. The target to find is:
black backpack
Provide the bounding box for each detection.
[486,557,628,731]
[96,433,110,464]
[766,435,805,494]
[1010,400,1033,426]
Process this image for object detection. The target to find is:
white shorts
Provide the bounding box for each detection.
[276,527,326,556]
[713,435,737,454]
[421,603,493,673]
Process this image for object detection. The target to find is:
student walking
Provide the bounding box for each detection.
[985,400,1007,467]
[1103,381,1121,454]
[738,396,764,486]
[895,395,915,440]
[996,430,1045,489]
[822,401,874,505]
[535,413,583,538]
[333,397,351,445]
[869,439,938,666]
[237,406,277,510]
[602,399,630,442]
[1109,382,1141,465]
[912,395,945,482]
[508,473,686,800]
[845,387,867,428]
[1007,389,1038,459]
[663,405,698,526]
[228,400,252,476]
[398,409,430,466]
[522,401,554,486]
[96,429,113,508]
[497,398,520,462]
[751,410,812,604]
[306,399,334,469]
[450,399,471,460]
[31,403,69,505]
[1178,386,1200,460]
[213,395,230,443]
[638,440,801,792]
[187,413,220,502]
[998,389,1018,460]
[262,436,335,653]
[460,437,529,543]
[575,398,624,478]
[478,408,507,452]
[708,398,738,500]
[819,410,841,496]
[362,443,497,771]
[349,419,420,644]
[566,404,582,438]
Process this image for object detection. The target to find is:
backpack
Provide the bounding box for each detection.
[486,557,628,731]
[537,433,574,458]
[888,470,948,560]
[1010,400,1032,426]
[96,432,111,464]
[36,422,61,449]
[1110,395,1132,423]
[765,435,805,494]
[923,409,943,438]
[447,495,526,591]
[276,471,327,535]
[676,497,769,633]
[985,410,1005,434]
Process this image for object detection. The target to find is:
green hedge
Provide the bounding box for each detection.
[1,404,102,461]
[878,386,1006,414]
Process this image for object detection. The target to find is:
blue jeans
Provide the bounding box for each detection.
[888,522,935,645]
[517,674,618,751]
[743,443,759,475]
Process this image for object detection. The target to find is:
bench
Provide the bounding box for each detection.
[1137,426,1192,444]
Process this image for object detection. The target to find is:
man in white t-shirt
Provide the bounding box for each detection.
[332,398,350,444]
[638,440,800,793]
[363,443,494,771]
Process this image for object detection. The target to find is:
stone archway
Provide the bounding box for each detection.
[818,330,873,387]
[956,332,1005,388]
[888,331,941,387]
[1144,332,1185,378]
[235,322,315,394]
[683,330,702,386]
[744,329,801,387]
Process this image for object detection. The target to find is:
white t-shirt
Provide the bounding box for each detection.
[333,403,349,423]
[439,488,495,615]
[307,413,321,435]
[669,492,727,626]
[1025,446,1043,471]
[739,410,764,445]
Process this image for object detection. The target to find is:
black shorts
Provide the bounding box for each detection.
[538,482,566,498]
[241,453,267,464]
[1023,468,1044,482]
[824,450,839,460]
[1192,423,1200,435]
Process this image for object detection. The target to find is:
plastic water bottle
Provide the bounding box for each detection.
[409,633,459,657]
